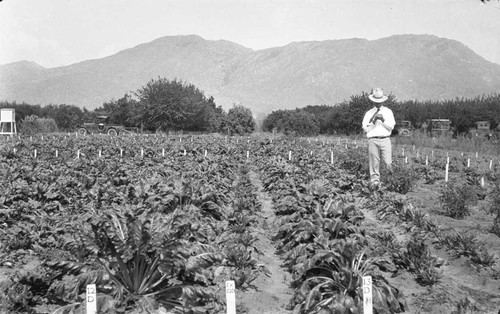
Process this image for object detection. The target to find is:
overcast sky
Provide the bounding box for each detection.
[1,0,499,68]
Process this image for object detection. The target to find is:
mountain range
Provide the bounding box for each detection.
[1,34,500,114]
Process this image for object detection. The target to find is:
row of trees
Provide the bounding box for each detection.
[1,78,256,135]
[263,93,500,136]
[2,79,498,136]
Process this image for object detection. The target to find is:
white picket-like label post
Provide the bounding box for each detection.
[225,281,236,314]
[56,150,58,158]
[120,149,123,157]
[402,148,405,157]
[77,150,80,159]
[98,150,102,158]
[445,163,449,182]
[489,160,493,170]
[288,150,292,161]
[476,152,478,159]
[331,151,334,164]
[162,148,165,157]
[204,150,207,157]
[34,149,37,158]
[86,284,97,314]
[141,148,144,158]
[362,276,373,314]
[246,151,249,159]
[481,176,485,188]
[425,155,428,166]
[183,149,186,156]
[467,158,470,168]
[405,156,408,164]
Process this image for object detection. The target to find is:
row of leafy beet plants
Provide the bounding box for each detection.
[0,136,265,313]
[252,143,408,314]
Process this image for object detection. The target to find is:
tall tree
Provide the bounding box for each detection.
[134,78,214,132]
[224,105,255,135]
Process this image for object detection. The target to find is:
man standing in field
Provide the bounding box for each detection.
[362,88,396,191]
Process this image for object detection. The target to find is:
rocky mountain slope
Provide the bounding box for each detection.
[1,34,499,113]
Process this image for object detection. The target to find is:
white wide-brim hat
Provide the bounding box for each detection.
[369,88,388,103]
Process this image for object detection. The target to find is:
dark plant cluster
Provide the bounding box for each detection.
[440,178,479,219]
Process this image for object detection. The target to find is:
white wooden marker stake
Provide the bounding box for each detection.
[56,150,58,158]
[77,150,80,159]
[225,280,236,314]
[13,148,16,154]
[489,160,493,170]
[425,155,428,166]
[141,148,144,157]
[446,156,449,165]
[246,151,249,159]
[184,149,186,156]
[98,150,102,158]
[405,156,408,164]
[331,151,334,164]
[34,149,37,158]
[476,152,478,158]
[162,148,165,157]
[481,177,485,188]
[288,150,292,161]
[362,276,373,314]
[86,284,97,314]
[445,163,449,182]
[467,158,470,168]
[204,150,207,157]
[120,149,123,157]
[402,148,405,157]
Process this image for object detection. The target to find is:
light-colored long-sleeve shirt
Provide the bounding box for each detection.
[362,105,395,138]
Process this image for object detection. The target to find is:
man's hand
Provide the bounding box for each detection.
[374,114,384,122]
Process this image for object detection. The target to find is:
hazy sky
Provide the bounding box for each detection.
[1,0,499,68]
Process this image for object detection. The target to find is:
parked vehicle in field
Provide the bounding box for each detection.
[77,115,138,135]
[470,120,495,139]
[395,120,412,137]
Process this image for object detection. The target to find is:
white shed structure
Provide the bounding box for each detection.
[0,108,17,135]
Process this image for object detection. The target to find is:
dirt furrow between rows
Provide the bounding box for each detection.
[236,171,293,314]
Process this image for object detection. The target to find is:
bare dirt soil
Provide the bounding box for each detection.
[236,171,294,313]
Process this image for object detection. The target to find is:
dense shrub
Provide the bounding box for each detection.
[439,178,478,219]
[262,109,319,136]
[18,115,58,135]
[382,163,420,194]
